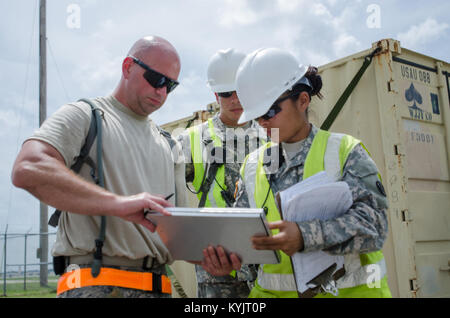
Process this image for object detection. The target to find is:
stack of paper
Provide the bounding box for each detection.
[276,171,353,293]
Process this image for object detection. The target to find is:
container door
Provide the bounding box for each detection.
[393,55,450,298]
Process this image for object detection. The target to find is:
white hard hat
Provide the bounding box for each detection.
[206,48,246,93]
[236,48,308,124]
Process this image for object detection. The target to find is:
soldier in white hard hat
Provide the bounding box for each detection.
[177,48,266,298]
[202,48,391,298]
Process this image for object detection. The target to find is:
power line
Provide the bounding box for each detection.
[6,0,39,231]
[47,38,71,101]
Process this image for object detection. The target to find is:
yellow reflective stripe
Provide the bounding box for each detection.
[360,250,384,266]
[207,119,226,207]
[315,276,391,298]
[241,148,265,209]
[261,253,293,274]
[255,145,280,226]
[303,130,330,179]
[189,126,212,206]
[208,118,222,147]
[254,144,294,277]
[189,126,205,191]
[189,120,226,207]
[240,154,250,180]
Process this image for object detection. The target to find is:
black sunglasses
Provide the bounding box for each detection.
[129,56,179,93]
[217,91,234,98]
[258,91,301,121]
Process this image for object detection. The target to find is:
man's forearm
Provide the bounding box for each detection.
[12,140,121,217]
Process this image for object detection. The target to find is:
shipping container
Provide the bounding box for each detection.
[309,38,450,298]
[161,38,450,298]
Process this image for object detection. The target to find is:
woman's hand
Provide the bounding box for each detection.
[196,246,242,276]
[251,221,304,256]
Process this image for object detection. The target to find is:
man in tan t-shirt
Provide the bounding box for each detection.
[11,36,187,298]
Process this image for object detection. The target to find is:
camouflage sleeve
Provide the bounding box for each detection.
[176,132,195,183]
[297,144,389,255]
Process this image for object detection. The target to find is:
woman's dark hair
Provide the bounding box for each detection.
[290,66,323,100]
[285,66,322,118]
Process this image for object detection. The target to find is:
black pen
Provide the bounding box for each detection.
[144,193,174,217]
[164,193,174,201]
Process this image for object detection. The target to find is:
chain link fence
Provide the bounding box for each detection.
[1,231,56,297]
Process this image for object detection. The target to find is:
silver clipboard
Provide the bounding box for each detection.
[145,207,280,264]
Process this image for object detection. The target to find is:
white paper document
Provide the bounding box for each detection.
[277,171,353,293]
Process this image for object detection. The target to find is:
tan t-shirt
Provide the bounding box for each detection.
[29,95,187,265]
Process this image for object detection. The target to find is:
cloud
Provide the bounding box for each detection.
[218,0,261,28]
[276,0,307,12]
[397,18,449,49]
[157,69,214,125]
[333,32,361,58]
[310,2,334,19]
[73,55,122,95]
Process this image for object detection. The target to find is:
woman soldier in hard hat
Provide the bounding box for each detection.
[211,48,392,298]
[177,49,266,298]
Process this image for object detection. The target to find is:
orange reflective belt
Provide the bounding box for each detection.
[57,267,172,296]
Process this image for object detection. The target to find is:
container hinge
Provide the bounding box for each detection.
[387,80,398,93]
[394,144,406,156]
[409,279,419,292]
[401,210,413,222]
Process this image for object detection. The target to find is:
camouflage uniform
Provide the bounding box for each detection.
[177,114,265,298]
[57,264,170,298]
[235,124,389,255]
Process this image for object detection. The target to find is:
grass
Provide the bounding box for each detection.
[1,276,58,298]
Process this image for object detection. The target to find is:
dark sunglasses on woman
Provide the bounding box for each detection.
[217,91,234,98]
[258,91,301,121]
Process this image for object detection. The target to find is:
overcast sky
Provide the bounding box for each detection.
[1,0,449,234]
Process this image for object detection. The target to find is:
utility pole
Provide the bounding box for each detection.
[2,225,7,297]
[39,0,48,287]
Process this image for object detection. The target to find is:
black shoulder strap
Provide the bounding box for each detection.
[48,99,106,278]
[198,163,221,208]
[48,99,100,227]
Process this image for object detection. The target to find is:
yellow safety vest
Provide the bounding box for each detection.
[188,118,227,207]
[241,129,391,298]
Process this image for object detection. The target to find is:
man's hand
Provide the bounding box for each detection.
[196,246,242,276]
[114,193,173,232]
[11,139,174,233]
[251,220,304,256]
